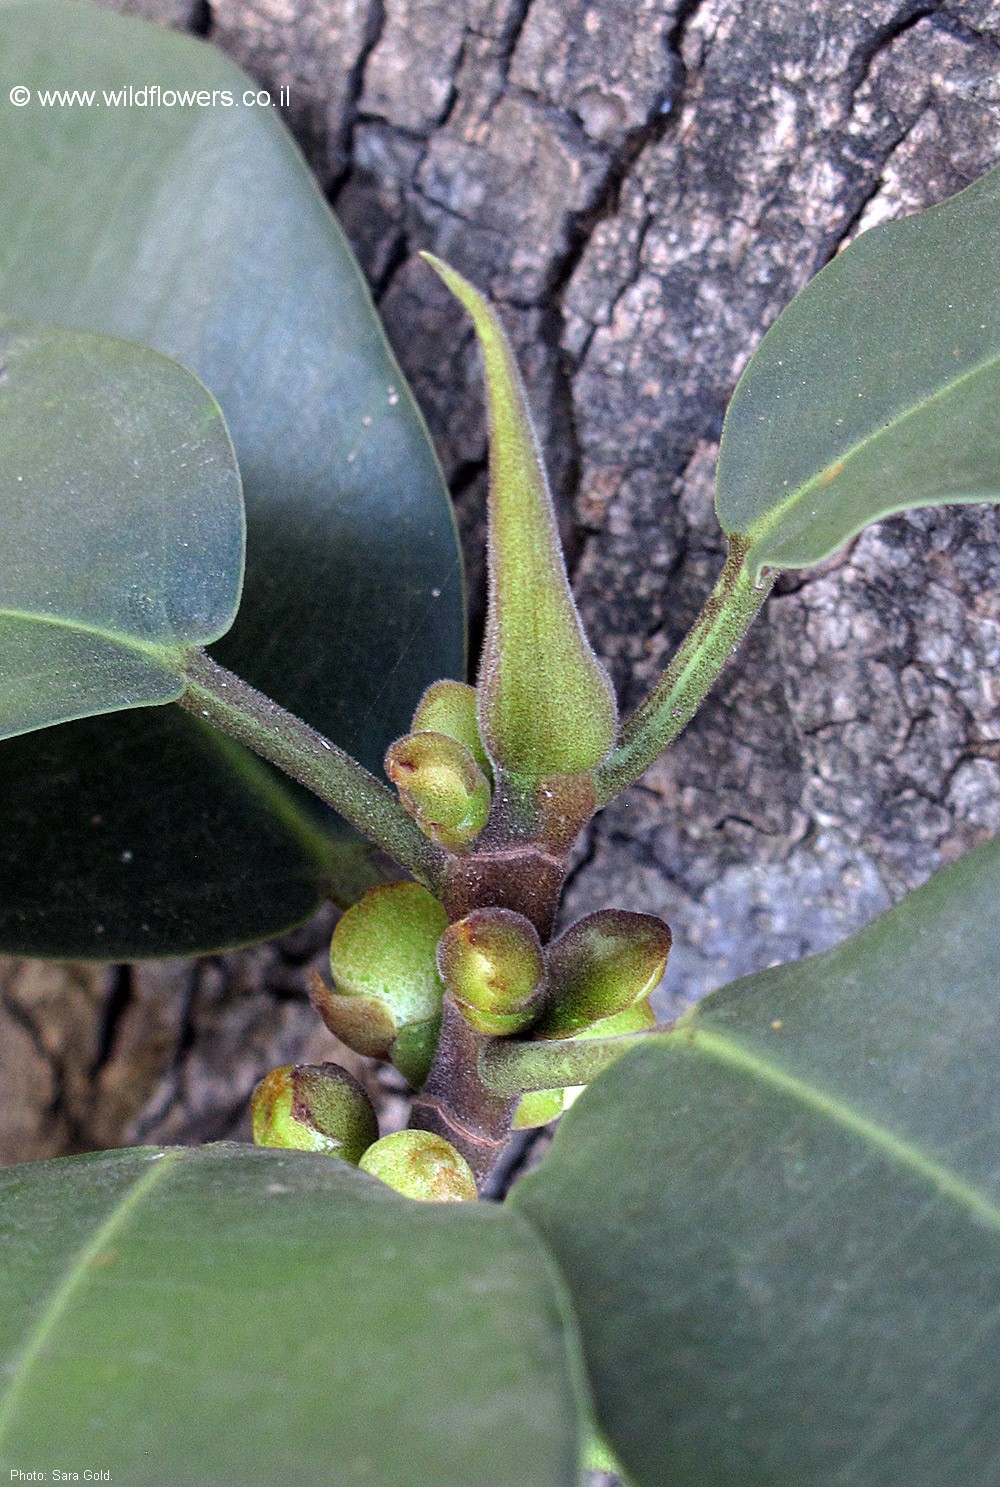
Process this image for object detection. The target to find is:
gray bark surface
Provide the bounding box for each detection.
[2,0,999,1166]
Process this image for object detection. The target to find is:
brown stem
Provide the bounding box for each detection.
[409,1000,518,1189]
[411,771,602,1188]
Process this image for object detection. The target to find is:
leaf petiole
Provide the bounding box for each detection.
[594,542,775,803]
[178,649,449,893]
[478,1026,672,1097]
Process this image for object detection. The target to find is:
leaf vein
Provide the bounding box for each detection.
[687,1027,1000,1230]
[0,1148,187,1450]
[741,347,1000,558]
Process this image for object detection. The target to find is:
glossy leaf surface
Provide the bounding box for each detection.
[514,835,1000,1486]
[0,322,242,739]
[0,1145,581,1485]
[0,1,464,954]
[717,164,1000,578]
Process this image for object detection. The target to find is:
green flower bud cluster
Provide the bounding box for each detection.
[309,874,668,1114]
[251,1062,477,1202]
[385,680,493,853]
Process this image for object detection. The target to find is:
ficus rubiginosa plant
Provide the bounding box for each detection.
[2,7,1000,1481]
[244,254,687,1193]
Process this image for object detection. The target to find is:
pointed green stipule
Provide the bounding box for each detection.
[251,1063,378,1162]
[421,253,618,779]
[411,679,493,781]
[385,730,491,851]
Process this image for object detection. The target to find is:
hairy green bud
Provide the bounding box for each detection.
[359,1129,478,1202]
[534,909,671,1039]
[421,253,617,779]
[385,730,491,851]
[437,907,545,1036]
[313,883,447,1086]
[251,1062,378,1162]
[411,679,493,781]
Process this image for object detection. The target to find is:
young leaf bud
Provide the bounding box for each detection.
[421,253,617,779]
[437,907,545,1036]
[251,1063,378,1163]
[411,679,493,781]
[385,731,491,851]
[535,910,671,1039]
[359,1129,478,1202]
[318,883,448,1075]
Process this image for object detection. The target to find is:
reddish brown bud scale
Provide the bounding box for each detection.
[309,971,397,1060]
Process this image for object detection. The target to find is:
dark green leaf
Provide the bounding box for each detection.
[717,164,1000,579]
[0,1145,582,1486]
[0,322,242,739]
[0,0,464,955]
[514,835,1000,1486]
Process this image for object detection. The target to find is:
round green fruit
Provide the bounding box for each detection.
[251,1063,378,1163]
[359,1129,478,1202]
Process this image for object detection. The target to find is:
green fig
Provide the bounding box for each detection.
[411,679,493,781]
[314,882,448,1085]
[437,908,545,1036]
[385,730,491,851]
[359,1129,478,1202]
[534,909,670,1038]
[251,1063,378,1162]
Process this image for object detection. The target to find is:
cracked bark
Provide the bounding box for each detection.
[3,1,1000,1236]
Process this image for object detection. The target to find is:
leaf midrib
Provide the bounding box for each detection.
[1,605,345,883]
[0,1148,186,1450]
[0,603,191,662]
[685,1025,1000,1230]
[736,345,1000,556]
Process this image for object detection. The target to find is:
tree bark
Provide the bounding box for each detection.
[3,0,999,1170]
